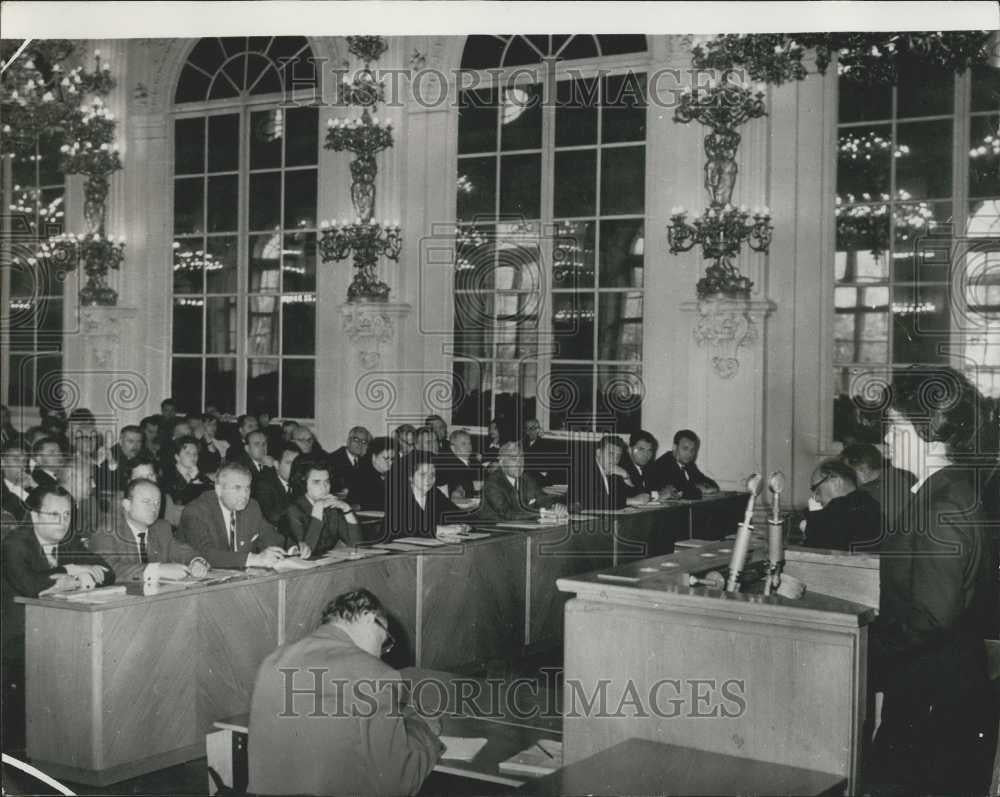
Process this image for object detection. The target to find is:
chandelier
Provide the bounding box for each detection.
[319,36,400,302]
[668,80,773,297]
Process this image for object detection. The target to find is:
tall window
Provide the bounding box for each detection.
[172,37,319,419]
[4,135,66,408]
[833,59,1000,443]
[454,35,647,435]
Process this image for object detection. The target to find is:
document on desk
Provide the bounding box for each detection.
[272,557,324,572]
[372,542,438,552]
[394,536,450,547]
[439,736,488,762]
[498,739,562,776]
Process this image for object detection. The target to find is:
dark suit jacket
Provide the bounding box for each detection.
[2,521,114,662]
[433,449,480,497]
[30,467,58,490]
[479,468,554,521]
[350,463,389,511]
[88,509,204,582]
[568,456,627,512]
[381,483,466,542]
[197,439,224,476]
[329,446,364,493]
[858,466,918,540]
[252,468,292,525]
[248,623,442,796]
[653,451,718,498]
[802,489,883,551]
[160,466,214,507]
[1,482,29,523]
[279,495,365,555]
[176,489,282,568]
[621,456,657,496]
[522,436,567,486]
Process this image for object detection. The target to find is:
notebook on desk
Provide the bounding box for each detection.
[498,739,562,777]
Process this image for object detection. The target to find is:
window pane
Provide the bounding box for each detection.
[597,292,642,361]
[8,354,35,407]
[8,298,35,350]
[892,201,951,282]
[249,233,282,292]
[455,225,496,291]
[207,175,238,232]
[208,73,240,101]
[598,35,647,56]
[896,119,952,199]
[837,77,892,124]
[559,36,598,62]
[602,72,646,144]
[205,357,237,415]
[552,293,594,360]
[175,64,211,104]
[285,107,318,167]
[284,169,317,229]
[282,294,315,355]
[834,287,889,363]
[500,84,542,151]
[172,358,203,415]
[554,221,595,289]
[599,218,644,288]
[188,38,227,74]
[547,363,593,431]
[174,178,204,234]
[499,154,541,218]
[452,360,490,427]
[247,296,279,354]
[495,228,542,292]
[173,298,204,353]
[206,235,239,293]
[837,126,892,199]
[554,150,596,218]
[971,63,1000,113]
[37,357,63,402]
[968,114,1000,198]
[556,77,598,147]
[281,360,315,418]
[494,360,538,420]
[494,293,538,358]
[600,147,644,215]
[454,293,494,358]
[206,296,237,354]
[457,157,496,222]
[834,203,890,282]
[461,36,506,71]
[968,199,1000,237]
[283,232,316,292]
[892,285,951,363]
[250,109,283,170]
[897,62,953,118]
[250,172,281,231]
[208,113,239,173]
[503,37,541,68]
[246,359,279,416]
[596,365,642,435]
[458,87,498,154]
[36,297,62,350]
[175,117,205,175]
[173,239,205,293]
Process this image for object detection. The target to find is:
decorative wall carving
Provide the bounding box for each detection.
[339,302,411,370]
[680,297,776,379]
[80,305,137,369]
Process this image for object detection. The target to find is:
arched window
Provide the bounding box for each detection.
[454,35,648,435]
[832,56,1000,443]
[171,37,319,419]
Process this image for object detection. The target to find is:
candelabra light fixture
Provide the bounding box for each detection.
[319,35,401,302]
[668,80,773,297]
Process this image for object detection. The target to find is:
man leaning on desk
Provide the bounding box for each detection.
[248,588,443,797]
[177,461,288,569]
[652,429,719,499]
[479,442,566,521]
[568,436,653,512]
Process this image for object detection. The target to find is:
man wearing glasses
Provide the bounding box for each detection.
[799,459,882,551]
[329,426,371,495]
[248,589,443,797]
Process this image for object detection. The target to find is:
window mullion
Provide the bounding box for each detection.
[538,58,557,430]
[236,104,250,415]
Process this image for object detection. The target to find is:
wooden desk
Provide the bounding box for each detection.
[517,738,847,796]
[557,543,875,794]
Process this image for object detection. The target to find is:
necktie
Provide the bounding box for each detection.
[228,510,237,550]
[45,546,58,568]
[136,532,148,564]
[681,465,690,481]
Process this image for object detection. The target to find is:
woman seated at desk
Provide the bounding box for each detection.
[280,457,364,558]
[380,452,472,541]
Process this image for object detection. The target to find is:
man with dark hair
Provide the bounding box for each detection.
[840,442,916,539]
[233,429,273,485]
[622,430,678,498]
[254,442,299,525]
[29,436,63,490]
[96,424,144,498]
[413,426,438,455]
[800,459,882,550]
[2,483,114,752]
[569,436,650,512]
[1,445,31,524]
[248,588,443,796]
[329,425,371,494]
[226,414,260,463]
[480,442,565,521]
[425,414,448,450]
[140,415,162,459]
[435,429,481,500]
[0,405,20,450]
[89,479,209,582]
[176,462,286,569]
[350,437,395,511]
[160,398,177,423]
[394,424,417,457]
[653,429,719,499]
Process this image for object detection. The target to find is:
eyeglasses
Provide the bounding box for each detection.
[39,510,73,521]
[373,617,395,655]
[809,474,831,493]
[349,437,370,446]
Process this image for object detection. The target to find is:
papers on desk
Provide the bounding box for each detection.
[498,739,562,777]
[542,484,568,496]
[436,530,490,542]
[372,542,438,552]
[439,736,488,762]
[53,585,128,603]
[394,536,450,547]
[355,510,385,519]
[452,497,480,510]
[272,557,324,572]
[315,547,390,562]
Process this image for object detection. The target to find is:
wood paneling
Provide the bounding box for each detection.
[784,547,879,608]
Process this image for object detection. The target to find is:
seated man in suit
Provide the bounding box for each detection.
[621,430,681,499]
[1,445,31,524]
[28,436,62,490]
[350,437,395,511]
[840,442,916,543]
[249,589,442,796]
[95,424,143,497]
[413,426,439,455]
[568,436,651,512]
[225,414,260,463]
[434,429,481,500]
[2,484,114,753]
[329,426,371,495]
[232,429,272,483]
[653,429,719,499]
[521,418,556,485]
[197,414,229,476]
[140,415,162,460]
[89,478,210,582]
[800,459,882,551]
[176,462,287,569]
[425,414,449,451]
[279,458,365,557]
[394,424,417,458]
[254,442,299,525]
[480,442,566,522]
[292,424,324,458]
